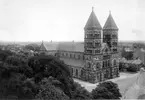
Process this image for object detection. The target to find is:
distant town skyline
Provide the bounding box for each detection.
[0,0,144,42]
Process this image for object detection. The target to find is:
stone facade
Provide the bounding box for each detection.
[39,8,119,83]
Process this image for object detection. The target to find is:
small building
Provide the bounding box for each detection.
[119,58,142,71]
[134,48,145,65]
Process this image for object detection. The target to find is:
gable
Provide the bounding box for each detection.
[102,43,110,53]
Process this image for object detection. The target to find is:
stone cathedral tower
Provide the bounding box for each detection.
[81,8,119,83]
[81,7,103,83]
[103,11,119,78]
[103,11,118,53]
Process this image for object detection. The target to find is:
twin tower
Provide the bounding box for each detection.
[81,7,119,83]
[84,7,118,55]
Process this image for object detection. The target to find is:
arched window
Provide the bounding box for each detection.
[103,61,105,68]
[71,68,73,75]
[81,70,83,76]
[70,54,72,58]
[114,60,117,65]
[88,62,91,68]
[108,60,110,66]
[105,70,109,79]
[78,55,81,59]
[72,54,74,58]
[105,60,107,67]
[76,69,78,76]
[74,54,75,58]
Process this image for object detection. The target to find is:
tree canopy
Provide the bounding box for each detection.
[92,81,122,99]
[0,49,122,99]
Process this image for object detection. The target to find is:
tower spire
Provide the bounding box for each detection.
[109,10,111,14]
[103,11,118,30]
[40,40,47,51]
[84,7,102,30]
[92,7,94,11]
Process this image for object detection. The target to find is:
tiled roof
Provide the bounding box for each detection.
[103,12,118,30]
[43,42,59,50]
[120,58,142,64]
[125,48,133,52]
[57,42,84,52]
[41,42,112,53]
[60,58,85,67]
[84,8,102,30]
[41,42,84,52]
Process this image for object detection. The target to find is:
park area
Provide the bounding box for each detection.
[74,72,139,97]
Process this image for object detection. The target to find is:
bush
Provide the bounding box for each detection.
[119,62,126,71]
[35,77,69,100]
[70,82,92,100]
[91,81,122,99]
[126,64,138,72]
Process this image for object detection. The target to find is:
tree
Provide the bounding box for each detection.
[24,44,40,52]
[121,47,133,60]
[92,86,115,99]
[0,73,38,99]
[126,64,138,72]
[70,82,92,100]
[28,55,92,99]
[92,81,122,99]
[0,54,36,99]
[0,50,13,61]
[119,62,126,71]
[4,55,33,78]
[0,51,93,99]
[28,55,72,97]
[124,52,133,60]
[35,77,69,100]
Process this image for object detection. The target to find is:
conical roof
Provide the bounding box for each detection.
[84,7,102,30]
[103,12,118,30]
[40,41,47,51]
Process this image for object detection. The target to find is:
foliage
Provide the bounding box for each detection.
[0,54,36,99]
[121,47,133,60]
[24,44,40,52]
[35,77,69,100]
[0,73,38,99]
[0,49,13,61]
[119,62,126,71]
[0,49,121,99]
[92,81,122,99]
[5,55,26,66]
[124,52,133,60]
[92,86,115,99]
[28,55,72,96]
[70,82,92,100]
[133,43,145,49]
[126,64,138,72]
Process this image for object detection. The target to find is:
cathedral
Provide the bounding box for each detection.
[39,7,119,83]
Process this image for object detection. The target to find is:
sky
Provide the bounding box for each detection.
[0,0,144,42]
